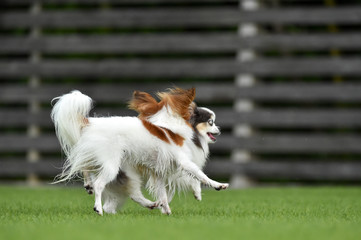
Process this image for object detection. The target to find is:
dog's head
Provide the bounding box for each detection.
[189,103,220,144]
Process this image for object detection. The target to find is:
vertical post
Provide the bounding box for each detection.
[230,0,259,188]
[27,1,42,185]
[324,0,342,83]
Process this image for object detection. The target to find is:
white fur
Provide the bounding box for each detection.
[51,90,92,157]
[160,107,220,202]
[51,90,228,215]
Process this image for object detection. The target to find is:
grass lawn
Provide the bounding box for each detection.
[0,186,360,240]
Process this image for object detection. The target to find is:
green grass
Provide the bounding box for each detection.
[0,186,360,240]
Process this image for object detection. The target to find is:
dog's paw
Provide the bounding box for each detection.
[156,201,171,215]
[146,202,159,210]
[193,192,202,201]
[84,184,94,195]
[161,206,172,215]
[214,183,229,191]
[103,207,117,214]
[93,206,103,216]
[103,204,117,214]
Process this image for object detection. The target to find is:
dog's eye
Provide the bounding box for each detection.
[208,119,214,126]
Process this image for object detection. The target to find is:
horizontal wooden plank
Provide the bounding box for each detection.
[0,60,237,78]
[213,134,361,153]
[0,83,235,103]
[237,84,361,102]
[1,58,361,78]
[1,0,237,4]
[3,33,361,54]
[215,109,361,128]
[2,83,361,104]
[2,34,361,54]
[240,7,361,24]
[240,58,361,76]
[3,83,361,104]
[0,34,237,54]
[205,161,361,180]
[0,135,60,152]
[0,8,239,28]
[239,109,361,128]
[0,111,51,127]
[241,33,361,50]
[0,159,62,177]
[2,7,361,28]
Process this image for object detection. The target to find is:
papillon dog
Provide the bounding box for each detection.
[51,88,228,215]
[142,102,222,203]
[101,101,223,214]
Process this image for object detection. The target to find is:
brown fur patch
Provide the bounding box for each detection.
[141,119,170,144]
[161,127,185,146]
[157,88,196,121]
[128,91,164,119]
[129,88,196,121]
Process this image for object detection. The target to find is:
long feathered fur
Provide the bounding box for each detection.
[51,90,92,158]
[51,88,196,186]
[51,88,228,215]
[129,92,216,202]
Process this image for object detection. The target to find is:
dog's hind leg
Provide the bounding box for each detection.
[93,164,120,216]
[125,167,158,210]
[102,189,116,214]
[102,187,127,214]
[83,170,94,195]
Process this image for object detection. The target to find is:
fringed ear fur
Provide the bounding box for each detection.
[129,87,196,121]
[188,101,197,116]
[128,91,162,118]
[157,87,196,120]
[188,101,198,126]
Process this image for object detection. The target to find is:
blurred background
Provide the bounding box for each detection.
[1,0,361,187]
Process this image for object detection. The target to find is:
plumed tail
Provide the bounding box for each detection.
[51,90,93,158]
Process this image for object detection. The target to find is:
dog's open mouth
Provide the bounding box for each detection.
[207,132,217,142]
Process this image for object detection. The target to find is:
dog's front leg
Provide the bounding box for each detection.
[176,152,229,190]
[153,176,171,215]
[192,181,202,201]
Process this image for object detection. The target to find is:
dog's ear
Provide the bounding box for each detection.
[158,87,196,120]
[188,102,197,116]
[128,91,161,118]
[183,88,196,106]
[188,102,199,126]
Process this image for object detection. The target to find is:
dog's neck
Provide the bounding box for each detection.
[146,105,193,140]
[189,132,210,168]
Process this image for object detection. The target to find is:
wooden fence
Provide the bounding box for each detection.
[1,0,361,186]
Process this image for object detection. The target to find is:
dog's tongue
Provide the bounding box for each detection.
[207,133,216,141]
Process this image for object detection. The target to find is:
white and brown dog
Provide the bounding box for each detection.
[51,88,228,215]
